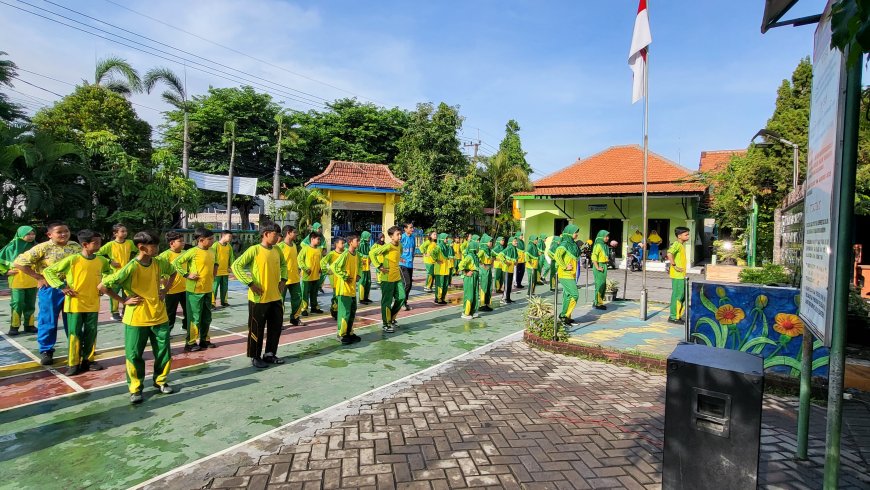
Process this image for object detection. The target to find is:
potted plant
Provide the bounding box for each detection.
[605,279,619,302]
[524,296,568,341]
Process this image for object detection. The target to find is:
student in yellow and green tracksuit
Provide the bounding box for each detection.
[159,231,188,332]
[277,225,303,326]
[667,227,691,324]
[44,229,112,375]
[547,235,561,291]
[303,223,329,294]
[591,229,610,310]
[331,233,362,345]
[97,223,136,321]
[555,225,581,323]
[492,237,504,293]
[428,233,451,305]
[298,232,324,316]
[357,231,373,304]
[458,240,480,320]
[320,237,345,320]
[477,234,495,312]
[99,230,177,404]
[211,231,235,308]
[369,226,406,333]
[497,236,518,304]
[174,228,217,352]
[231,223,288,369]
[450,236,461,285]
[514,232,526,290]
[0,226,37,336]
[422,231,437,292]
[525,235,540,296]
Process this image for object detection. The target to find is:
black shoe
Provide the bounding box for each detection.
[24,326,37,334]
[301,310,309,317]
[404,304,411,311]
[360,299,372,305]
[251,358,268,369]
[515,285,524,290]
[330,310,338,320]
[349,334,362,343]
[667,318,685,325]
[319,288,326,294]
[7,327,19,336]
[184,343,201,352]
[200,341,217,349]
[311,308,324,314]
[594,305,607,310]
[111,313,123,321]
[382,324,395,333]
[560,316,575,325]
[153,383,174,394]
[340,336,354,345]
[130,392,143,404]
[504,299,514,304]
[221,303,230,308]
[40,351,53,366]
[66,364,81,376]
[479,306,493,312]
[263,353,285,364]
[290,317,301,326]
[85,361,104,371]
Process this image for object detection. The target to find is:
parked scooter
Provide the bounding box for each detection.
[626,242,643,272]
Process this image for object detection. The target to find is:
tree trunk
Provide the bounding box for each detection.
[181,111,190,228]
[237,199,253,230]
[226,137,235,230]
[273,124,282,200]
[493,180,499,236]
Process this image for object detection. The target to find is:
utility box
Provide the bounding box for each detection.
[662,343,764,490]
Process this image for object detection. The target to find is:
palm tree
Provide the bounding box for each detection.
[93,56,142,97]
[144,67,190,195]
[480,151,531,235]
[224,120,237,229]
[280,186,329,232]
[0,51,25,122]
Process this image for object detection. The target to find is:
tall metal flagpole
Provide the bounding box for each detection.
[639,46,649,321]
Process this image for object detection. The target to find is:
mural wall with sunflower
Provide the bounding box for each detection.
[689,282,830,376]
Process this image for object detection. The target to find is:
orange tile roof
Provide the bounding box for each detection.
[516,145,707,197]
[698,149,746,174]
[305,160,404,190]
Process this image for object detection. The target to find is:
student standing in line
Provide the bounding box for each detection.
[591,230,610,310]
[492,236,504,294]
[15,221,82,365]
[97,223,135,321]
[174,228,217,352]
[458,240,480,320]
[211,231,235,308]
[159,231,188,332]
[429,233,450,305]
[477,234,494,312]
[555,225,581,323]
[100,231,177,404]
[422,230,437,292]
[369,226,405,333]
[357,230,373,305]
[667,227,691,324]
[0,226,37,336]
[277,226,303,326]
[514,232,526,290]
[320,237,345,320]
[331,233,362,345]
[231,223,287,368]
[547,235,561,292]
[498,236,518,304]
[525,235,540,297]
[400,223,415,311]
[298,232,324,316]
[44,230,112,375]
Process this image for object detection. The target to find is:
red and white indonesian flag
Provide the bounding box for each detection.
[629,0,651,103]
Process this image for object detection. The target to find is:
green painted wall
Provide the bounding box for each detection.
[517,196,702,265]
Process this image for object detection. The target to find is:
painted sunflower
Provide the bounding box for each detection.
[773,313,804,337]
[715,304,745,325]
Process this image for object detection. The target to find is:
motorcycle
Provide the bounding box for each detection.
[626,243,643,272]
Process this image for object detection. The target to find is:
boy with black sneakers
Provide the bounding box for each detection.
[100,231,177,404]
[158,232,188,331]
[277,226,303,326]
[357,231,373,304]
[320,237,345,320]
[44,230,112,375]
[369,226,405,333]
[331,233,362,345]
[97,223,135,321]
[174,228,217,352]
[298,232,323,316]
[211,231,235,308]
[231,223,287,369]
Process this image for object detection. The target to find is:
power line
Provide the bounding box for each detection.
[10,76,65,97]
[102,0,386,106]
[13,71,165,114]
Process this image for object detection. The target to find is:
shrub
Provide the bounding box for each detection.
[524,295,568,342]
[739,263,791,285]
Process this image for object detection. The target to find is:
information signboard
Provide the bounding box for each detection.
[799,1,846,346]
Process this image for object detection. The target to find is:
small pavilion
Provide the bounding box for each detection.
[304,160,404,244]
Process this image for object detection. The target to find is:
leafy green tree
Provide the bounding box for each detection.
[91,56,142,97]
[0,51,25,122]
[711,58,811,261]
[497,119,531,174]
[479,150,531,236]
[279,186,329,231]
[144,67,190,177]
[392,102,483,231]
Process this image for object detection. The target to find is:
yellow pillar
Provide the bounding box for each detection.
[322,190,333,246]
[382,194,396,233]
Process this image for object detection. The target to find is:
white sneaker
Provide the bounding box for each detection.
[472,313,480,318]
[460,314,473,320]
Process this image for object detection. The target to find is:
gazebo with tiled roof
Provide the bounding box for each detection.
[513,145,709,269]
[304,160,404,244]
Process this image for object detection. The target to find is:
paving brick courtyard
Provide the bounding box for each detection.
[150,341,870,490]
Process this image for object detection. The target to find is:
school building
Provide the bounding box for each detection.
[513,145,709,270]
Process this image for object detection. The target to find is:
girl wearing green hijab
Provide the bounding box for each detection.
[591,230,610,309]
[514,232,526,290]
[477,234,495,311]
[547,235,561,291]
[357,230,373,304]
[0,226,38,335]
[498,236,519,303]
[458,240,481,319]
[554,225,581,323]
[492,237,504,293]
[429,233,451,304]
[525,235,540,296]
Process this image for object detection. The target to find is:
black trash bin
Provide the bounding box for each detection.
[662,342,764,490]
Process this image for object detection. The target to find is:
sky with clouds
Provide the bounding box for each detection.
[1,0,830,177]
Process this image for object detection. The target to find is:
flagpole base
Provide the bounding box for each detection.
[639,289,648,321]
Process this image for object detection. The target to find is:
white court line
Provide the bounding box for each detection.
[130,327,525,490]
[0,331,85,393]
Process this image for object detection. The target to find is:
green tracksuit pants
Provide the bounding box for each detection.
[212,275,229,306]
[425,264,435,289]
[549,262,558,291]
[67,312,98,367]
[337,295,357,337]
[108,286,126,314]
[358,270,371,301]
[494,269,504,292]
[380,280,406,325]
[186,292,212,345]
[670,278,687,321]
[283,282,303,321]
[479,267,493,308]
[434,275,449,302]
[593,266,607,307]
[125,323,171,393]
[462,273,479,316]
[301,280,320,312]
[559,278,579,319]
[527,267,539,296]
[10,287,36,328]
[164,291,188,331]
